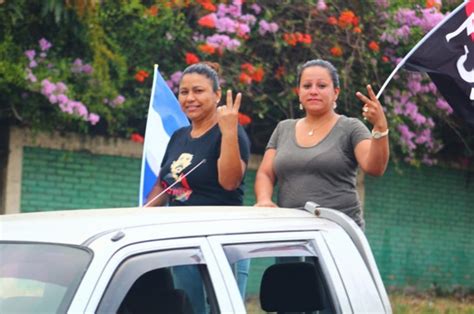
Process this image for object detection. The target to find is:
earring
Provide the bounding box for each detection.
[333,102,337,109]
[299,103,303,110]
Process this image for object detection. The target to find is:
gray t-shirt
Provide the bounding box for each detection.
[267,115,370,227]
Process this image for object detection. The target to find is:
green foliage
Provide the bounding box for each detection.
[0,36,26,88]
[0,0,472,164]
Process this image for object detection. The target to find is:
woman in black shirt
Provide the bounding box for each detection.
[147,62,251,312]
[147,62,250,206]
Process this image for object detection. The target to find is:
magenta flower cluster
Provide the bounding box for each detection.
[196,0,279,53]
[24,38,53,81]
[206,34,241,51]
[258,20,279,36]
[39,38,52,51]
[396,7,445,32]
[316,0,328,11]
[397,123,439,165]
[71,58,94,74]
[378,4,452,165]
[388,70,453,165]
[23,38,101,125]
[25,50,38,70]
[40,79,99,125]
[381,7,445,45]
[104,95,126,108]
[166,71,183,93]
[250,4,261,14]
[375,0,389,9]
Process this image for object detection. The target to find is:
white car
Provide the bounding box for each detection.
[0,202,391,313]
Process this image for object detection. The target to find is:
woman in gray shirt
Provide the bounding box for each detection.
[254,59,389,229]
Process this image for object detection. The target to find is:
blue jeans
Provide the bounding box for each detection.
[234,259,250,299]
[173,260,250,312]
[172,265,207,314]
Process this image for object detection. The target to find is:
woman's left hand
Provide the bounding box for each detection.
[217,89,241,135]
[356,84,388,130]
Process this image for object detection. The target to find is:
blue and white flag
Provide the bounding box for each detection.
[139,65,189,206]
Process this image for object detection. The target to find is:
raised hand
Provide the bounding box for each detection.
[356,84,388,130]
[217,89,242,135]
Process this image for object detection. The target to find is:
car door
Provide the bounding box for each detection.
[78,237,234,314]
[322,230,389,313]
[208,231,353,314]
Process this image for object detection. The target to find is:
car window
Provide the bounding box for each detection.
[97,247,219,314]
[0,242,91,313]
[223,241,336,314]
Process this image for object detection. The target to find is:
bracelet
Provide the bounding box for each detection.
[371,129,389,139]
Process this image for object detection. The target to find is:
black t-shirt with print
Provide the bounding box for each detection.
[159,124,251,206]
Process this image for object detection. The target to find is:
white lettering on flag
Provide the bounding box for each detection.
[445,12,474,100]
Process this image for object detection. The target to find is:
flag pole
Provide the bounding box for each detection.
[138,64,159,206]
[376,2,467,99]
[143,159,207,207]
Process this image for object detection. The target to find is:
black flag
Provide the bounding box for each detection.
[403,1,474,126]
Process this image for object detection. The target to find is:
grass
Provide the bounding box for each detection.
[390,293,474,314]
[245,294,474,313]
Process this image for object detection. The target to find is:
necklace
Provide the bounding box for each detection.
[305,116,335,136]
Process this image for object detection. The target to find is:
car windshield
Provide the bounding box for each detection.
[0,242,91,313]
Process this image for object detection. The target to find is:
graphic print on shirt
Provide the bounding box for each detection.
[161,153,194,202]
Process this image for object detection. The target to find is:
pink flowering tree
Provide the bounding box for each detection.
[21,36,129,132]
[1,1,128,135]
[376,0,461,165]
[24,39,101,127]
[0,0,471,165]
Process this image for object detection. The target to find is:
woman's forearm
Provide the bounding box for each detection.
[365,135,390,176]
[255,171,275,203]
[218,130,244,190]
[145,181,168,207]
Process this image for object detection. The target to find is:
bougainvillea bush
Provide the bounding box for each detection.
[0,0,471,165]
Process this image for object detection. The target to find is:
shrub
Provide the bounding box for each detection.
[0,0,471,165]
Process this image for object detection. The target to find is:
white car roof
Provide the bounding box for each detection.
[0,206,338,245]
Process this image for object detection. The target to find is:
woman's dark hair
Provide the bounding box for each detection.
[180,62,221,92]
[296,59,340,89]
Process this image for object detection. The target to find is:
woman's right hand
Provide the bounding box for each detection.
[356,84,388,131]
[217,89,241,135]
[254,200,278,207]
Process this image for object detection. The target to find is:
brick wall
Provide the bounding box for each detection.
[21,147,141,212]
[19,147,258,212]
[19,147,257,211]
[364,163,474,290]
[2,127,143,214]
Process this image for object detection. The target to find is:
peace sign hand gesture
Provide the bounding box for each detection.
[356,84,388,131]
[217,89,242,135]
